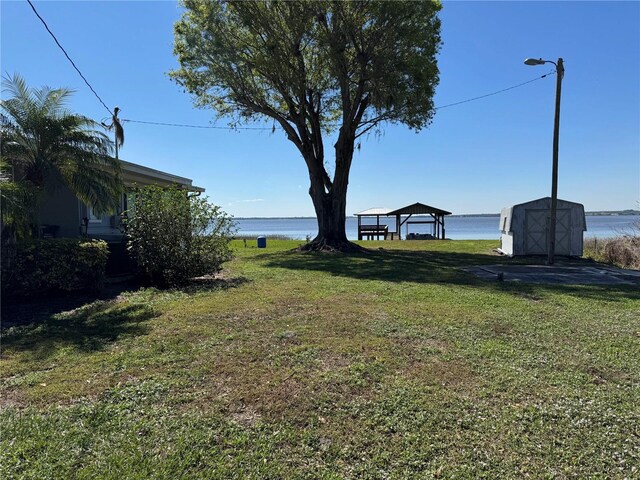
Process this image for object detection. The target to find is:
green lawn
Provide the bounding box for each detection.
[2,240,639,479]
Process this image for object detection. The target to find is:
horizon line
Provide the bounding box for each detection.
[233,209,639,220]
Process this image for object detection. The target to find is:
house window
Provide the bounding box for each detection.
[86,205,102,223]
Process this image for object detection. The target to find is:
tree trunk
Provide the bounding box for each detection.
[300,135,364,253]
[303,183,354,252]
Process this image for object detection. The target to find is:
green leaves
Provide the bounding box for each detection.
[171,0,442,145]
[2,238,109,295]
[123,185,236,287]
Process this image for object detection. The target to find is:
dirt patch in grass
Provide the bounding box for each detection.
[228,402,262,427]
[317,350,353,371]
[517,292,544,303]
[402,357,480,391]
[0,387,26,409]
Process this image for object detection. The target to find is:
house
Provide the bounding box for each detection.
[38,159,204,242]
[498,197,586,256]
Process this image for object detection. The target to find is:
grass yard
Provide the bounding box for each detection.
[1,240,639,479]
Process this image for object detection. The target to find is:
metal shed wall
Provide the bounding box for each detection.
[498,197,586,256]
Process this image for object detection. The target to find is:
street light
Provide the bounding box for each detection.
[525,57,564,265]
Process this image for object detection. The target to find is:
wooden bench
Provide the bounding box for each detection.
[358,224,388,240]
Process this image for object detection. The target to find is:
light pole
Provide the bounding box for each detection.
[524,57,564,265]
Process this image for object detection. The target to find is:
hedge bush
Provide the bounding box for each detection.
[124,185,235,287]
[2,239,109,297]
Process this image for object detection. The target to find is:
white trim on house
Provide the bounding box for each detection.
[120,160,205,192]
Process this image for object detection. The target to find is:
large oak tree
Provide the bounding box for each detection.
[171,0,442,251]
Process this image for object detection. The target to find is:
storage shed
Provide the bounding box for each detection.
[498,197,586,256]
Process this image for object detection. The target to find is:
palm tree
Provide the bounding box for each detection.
[1,74,123,235]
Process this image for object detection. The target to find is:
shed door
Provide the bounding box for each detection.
[524,209,548,255]
[554,209,571,255]
[525,208,572,255]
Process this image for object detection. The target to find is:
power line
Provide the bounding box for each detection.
[121,72,555,130]
[435,71,555,110]
[26,0,113,116]
[121,119,271,130]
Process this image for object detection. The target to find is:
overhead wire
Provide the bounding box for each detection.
[26,0,113,116]
[435,71,555,110]
[121,119,271,130]
[122,71,556,130]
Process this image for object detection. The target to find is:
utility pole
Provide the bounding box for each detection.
[524,56,565,264]
[548,58,564,265]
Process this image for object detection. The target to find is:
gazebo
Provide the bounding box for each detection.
[355,202,452,240]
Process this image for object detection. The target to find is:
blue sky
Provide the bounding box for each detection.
[2,1,639,217]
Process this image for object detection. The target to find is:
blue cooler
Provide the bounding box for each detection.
[257,236,267,248]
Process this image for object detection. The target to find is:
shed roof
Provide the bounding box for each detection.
[388,202,452,216]
[512,196,584,209]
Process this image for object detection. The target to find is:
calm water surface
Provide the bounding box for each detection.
[235,215,638,241]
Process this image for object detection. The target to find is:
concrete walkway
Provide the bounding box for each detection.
[464,264,640,286]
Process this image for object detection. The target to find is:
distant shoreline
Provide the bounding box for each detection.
[235,210,640,220]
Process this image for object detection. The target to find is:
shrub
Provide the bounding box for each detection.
[1,239,109,297]
[123,185,235,287]
[584,234,640,270]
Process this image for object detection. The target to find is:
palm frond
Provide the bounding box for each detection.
[113,117,125,148]
[1,73,123,223]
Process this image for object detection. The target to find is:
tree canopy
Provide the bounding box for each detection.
[172,0,442,250]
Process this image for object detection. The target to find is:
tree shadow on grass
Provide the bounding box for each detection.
[3,275,249,326]
[1,275,248,361]
[2,299,158,361]
[175,275,250,294]
[262,248,640,303]
[2,279,141,327]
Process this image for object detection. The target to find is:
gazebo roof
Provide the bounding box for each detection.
[387,202,452,216]
[354,207,393,217]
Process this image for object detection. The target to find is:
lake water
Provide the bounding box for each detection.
[235,215,638,241]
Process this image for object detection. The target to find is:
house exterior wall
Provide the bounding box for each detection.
[38,160,204,242]
[38,177,82,238]
[34,160,203,242]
